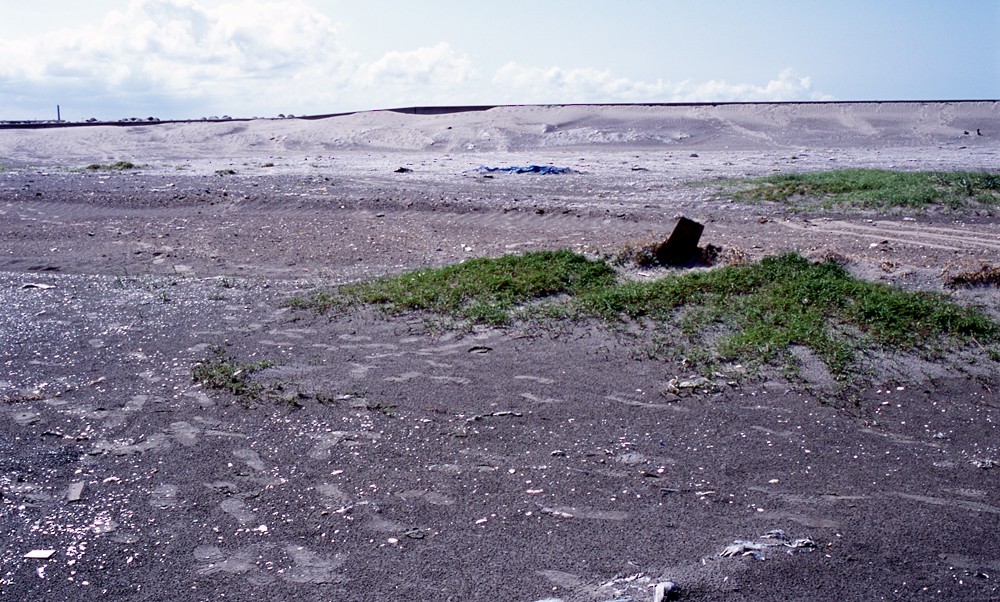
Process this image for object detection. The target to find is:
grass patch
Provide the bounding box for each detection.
[192,348,274,402]
[85,161,138,171]
[731,169,1000,210]
[575,253,996,375]
[288,251,998,378]
[291,249,616,325]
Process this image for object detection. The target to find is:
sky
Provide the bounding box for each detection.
[1,0,998,121]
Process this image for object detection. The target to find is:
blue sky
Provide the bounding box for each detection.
[1,0,997,120]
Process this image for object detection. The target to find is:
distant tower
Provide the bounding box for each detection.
[57,105,61,122]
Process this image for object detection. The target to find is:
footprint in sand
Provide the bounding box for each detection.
[149,484,180,509]
[514,375,556,385]
[348,363,375,378]
[520,392,562,404]
[232,448,266,471]
[167,421,200,446]
[281,545,345,584]
[308,431,379,460]
[192,544,344,585]
[316,483,351,508]
[398,489,455,506]
[193,546,255,576]
[220,498,256,525]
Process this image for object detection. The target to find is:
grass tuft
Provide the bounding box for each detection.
[192,348,274,402]
[85,161,137,171]
[288,251,998,377]
[732,169,1000,210]
[306,250,616,325]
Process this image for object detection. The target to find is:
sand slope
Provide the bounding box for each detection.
[1,101,998,164]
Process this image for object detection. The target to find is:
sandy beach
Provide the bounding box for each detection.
[2,102,999,601]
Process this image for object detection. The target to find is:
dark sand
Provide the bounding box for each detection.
[1,103,999,601]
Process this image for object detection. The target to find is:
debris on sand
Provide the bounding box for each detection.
[946,264,1000,288]
[655,216,705,266]
[65,481,85,503]
[719,530,817,560]
[653,580,679,602]
[664,375,714,395]
[620,216,722,267]
[466,410,524,422]
[470,165,575,175]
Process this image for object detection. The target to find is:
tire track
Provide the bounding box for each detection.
[780,218,1000,253]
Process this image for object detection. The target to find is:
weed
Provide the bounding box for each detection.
[86,161,137,171]
[359,399,398,417]
[215,168,237,176]
[729,169,1000,210]
[192,348,274,402]
[1,390,47,403]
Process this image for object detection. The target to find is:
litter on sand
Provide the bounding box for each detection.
[719,529,817,560]
[470,165,575,175]
[24,550,56,559]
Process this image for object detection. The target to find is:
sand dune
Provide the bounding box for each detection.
[1,101,997,164]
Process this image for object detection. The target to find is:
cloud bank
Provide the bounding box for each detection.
[0,0,831,120]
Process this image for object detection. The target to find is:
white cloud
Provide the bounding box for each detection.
[492,64,831,104]
[356,42,478,107]
[0,0,357,118]
[0,0,832,120]
[361,43,475,88]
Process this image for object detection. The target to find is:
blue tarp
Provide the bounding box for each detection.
[471,165,574,175]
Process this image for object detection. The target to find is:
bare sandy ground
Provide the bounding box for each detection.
[1,102,1000,601]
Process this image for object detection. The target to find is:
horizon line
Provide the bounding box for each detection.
[2,99,997,130]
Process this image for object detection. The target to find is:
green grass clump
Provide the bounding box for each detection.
[288,251,997,377]
[85,161,137,171]
[578,253,996,374]
[309,249,616,325]
[192,349,274,401]
[733,169,1000,210]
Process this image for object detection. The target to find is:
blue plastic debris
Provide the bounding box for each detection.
[471,165,574,175]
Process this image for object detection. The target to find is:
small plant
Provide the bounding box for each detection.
[215,168,237,176]
[192,348,274,402]
[85,161,137,171]
[358,399,397,417]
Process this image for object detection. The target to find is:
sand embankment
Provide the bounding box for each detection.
[1,101,997,164]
